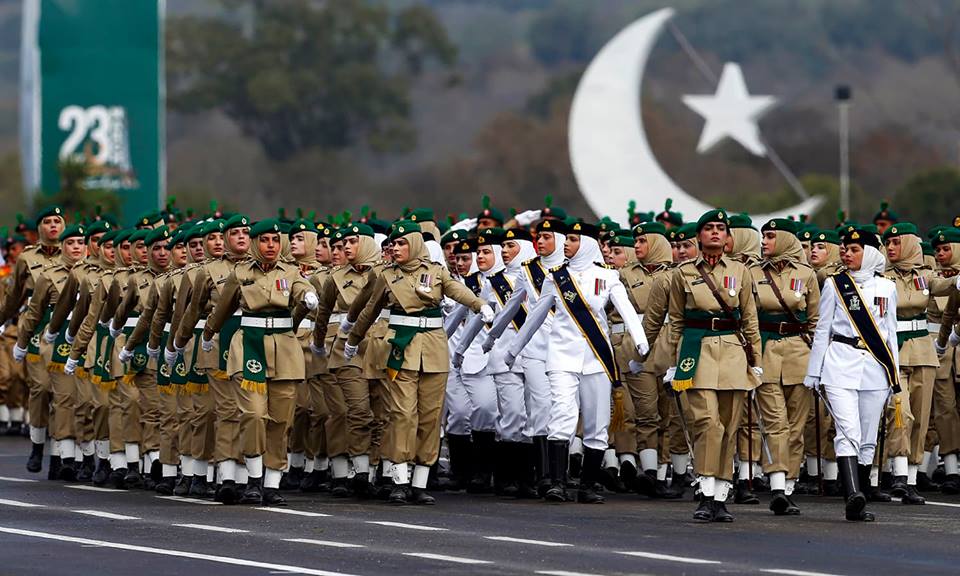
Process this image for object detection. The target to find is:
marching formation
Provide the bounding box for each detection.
[2,197,960,524]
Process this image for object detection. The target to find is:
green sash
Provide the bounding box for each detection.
[386,307,442,381]
[896,313,928,348]
[832,272,900,392]
[186,327,209,391]
[489,272,526,331]
[673,310,738,391]
[121,314,148,384]
[240,311,293,394]
[26,308,52,362]
[47,305,72,371]
[219,315,242,372]
[550,266,620,387]
[759,311,808,349]
[92,324,115,387]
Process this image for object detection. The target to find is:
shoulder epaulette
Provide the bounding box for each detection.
[595,262,615,270]
[549,264,565,273]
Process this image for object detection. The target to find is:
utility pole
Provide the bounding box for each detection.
[836,85,851,216]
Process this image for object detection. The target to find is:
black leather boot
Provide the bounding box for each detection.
[26,443,44,473]
[693,496,715,522]
[496,442,519,498]
[940,474,960,495]
[47,456,62,480]
[59,457,78,482]
[261,487,287,506]
[241,476,263,504]
[388,483,411,505]
[123,462,143,489]
[299,469,326,492]
[769,490,793,515]
[544,440,569,502]
[734,479,760,504]
[174,474,192,496]
[576,448,605,504]
[108,467,128,489]
[712,498,734,522]
[190,474,217,498]
[280,466,304,491]
[889,475,908,498]
[411,487,435,505]
[77,454,95,482]
[841,459,874,522]
[218,479,240,505]
[516,442,540,499]
[92,458,111,486]
[467,431,495,494]
[533,436,550,497]
[901,484,926,505]
[154,476,176,495]
[917,471,939,492]
[445,434,473,492]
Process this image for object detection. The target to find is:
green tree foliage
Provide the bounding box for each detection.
[48,157,122,220]
[167,0,457,161]
[895,168,960,230]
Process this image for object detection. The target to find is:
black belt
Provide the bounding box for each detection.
[832,334,867,350]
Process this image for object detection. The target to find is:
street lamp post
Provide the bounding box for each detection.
[835,85,851,217]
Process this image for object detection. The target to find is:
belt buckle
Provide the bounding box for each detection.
[856,339,867,350]
[778,322,788,336]
[710,317,720,331]
[265,317,274,329]
[419,316,428,329]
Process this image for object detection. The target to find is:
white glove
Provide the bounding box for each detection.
[664,366,677,383]
[118,347,134,364]
[64,357,78,375]
[504,350,517,369]
[450,217,477,232]
[64,331,75,345]
[310,342,326,357]
[804,375,820,390]
[628,360,644,375]
[201,338,214,353]
[513,209,542,227]
[43,330,58,344]
[441,299,456,315]
[12,344,27,363]
[750,366,763,379]
[344,342,358,360]
[452,351,464,369]
[339,317,355,335]
[164,347,178,369]
[146,345,160,360]
[935,339,947,357]
[635,342,650,357]
[956,275,960,291]
[109,322,122,339]
[0,323,5,337]
[303,292,319,311]
[950,330,960,348]
[480,304,495,324]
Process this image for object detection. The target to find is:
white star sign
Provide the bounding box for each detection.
[682,62,777,157]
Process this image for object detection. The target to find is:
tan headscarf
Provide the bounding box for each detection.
[293,230,318,267]
[767,230,806,266]
[942,243,960,272]
[730,228,761,262]
[419,220,441,242]
[397,231,427,273]
[280,232,294,263]
[98,240,116,271]
[147,243,169,275]
[888,234,923,273]
[642,233,673,266]
[352,235,380,269]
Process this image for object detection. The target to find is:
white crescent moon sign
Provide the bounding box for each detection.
[568,8,824,223]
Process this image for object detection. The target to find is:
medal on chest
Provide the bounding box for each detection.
[723,275,737,297]
[418,273,432,293]
[276,277,290,298]
[789,277,804,299]
[594,277,606,296]
[914,275,929,296]
[874,296,888,317]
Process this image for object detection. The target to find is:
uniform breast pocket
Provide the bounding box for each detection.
[239,283,266,308]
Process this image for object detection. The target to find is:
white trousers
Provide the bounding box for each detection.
[494,371,526,443]
[444,370,473,436]
[547,371,610,451]
[460,372,498,433]
[825,386,887,465]
[523,358,551,437]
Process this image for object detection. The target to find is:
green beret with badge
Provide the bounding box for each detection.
[84,220,112,238]
[223,214,250,231]
[728,213,755,230]
[58,224,85,242]
[291,218,318,235]
[35,205,64,226]
[440,229,468,246]
[99,229,119,246]
[633,221,667,238]
[249,218,281,238]
[931,227,960,247]
[128,229,149,244]
[761,218,798,235]
[675,223,698,241]
[881,222,918,241]
[389,220,421,240]
[342,223,375,238]
[145,226,171,247]
[695,209,730,233]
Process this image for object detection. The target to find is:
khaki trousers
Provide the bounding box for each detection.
[659,382,690,461]
[288,382,311,455]
[687,388,746,481]
[369,379,388,465]
[738,382,790,475]
[333,366,374,457]
[109,380,139,453]
[74,374,96,442]
[235,377,297,471]
[208,374,241,463]
[304,374,331,460]
[26,356,51,429]
[630,371,661,453]
[782,384,812,478]
[0,338,26,409]
[933,375,960,455]
[131,371,161,452]
[381,369,446,466]
[158,386,180,466]
[48,371,78,441]
[90,378,109,440]
[190,388,215,462]
[322,373,348,458]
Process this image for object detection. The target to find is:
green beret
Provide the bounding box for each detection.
[180,224,201,243]
[566,221,600,239]
[113,229,133,245]
[167,229,186,249]
[842,228,880,250]
[813,230,841,245]
[249,219,281,238]
[341,223,375,238]
[761,218,798,235]
[882,222,919,241]
[199,219,226,238]
[99,229,119,245]
[541,205,567,220]
[632,222,667,238]
[84,220,112,238]
[453,238,476,255]
[535,219,566,235]
[728,213,754,230]
[696,209,730,233]
[223,214,251,231]
[598,218,622,233]
[290,219,318,234]
[4,234,27,248]
[316,222,333,238]
[610,234,634,248]
[389,220,421,241]
[476,196,505,224]
[367,218,391,234]
[927,225,947,240]
[408,208,435,223]
[440,229,468,245]
[35,206,64,226]
[655,199,684,226]
[931,227,960,247]
[145,226,171,247]
[136,211,163,228]
[873,201,898,223]
[675,223,698,241]
[504,228,533,243]
[58,224,86,242]
[278,221,293,234]
[128,229,149,244]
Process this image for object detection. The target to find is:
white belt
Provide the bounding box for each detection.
[329,313,346,325]
[928,322,941,335]
[610,323,625,334]
[897,319,928,333]
[195,319,206,330]
[389,315,443,329]
[299,320,315,331]
[233,310,242,316]
[163,323,171,333]
[123,318,139,329]
[378,310,390,321]
[240,317,294,329]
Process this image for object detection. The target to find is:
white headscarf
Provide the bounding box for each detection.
[850,245,886,284]
[542,232,566,268]
[481,244,506,278]
[568,235,603,272]
[506,239,537,273]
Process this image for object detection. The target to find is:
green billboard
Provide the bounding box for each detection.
[20,0,165,223]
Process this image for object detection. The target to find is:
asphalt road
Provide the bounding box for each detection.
[0,435,957,576]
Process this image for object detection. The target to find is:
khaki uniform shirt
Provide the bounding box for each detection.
[0,244,61,327]
[16,260,73,349]
[173,256,246,371]
[641,265,677,376]
[315,264,375,370]
[885,267,954,368]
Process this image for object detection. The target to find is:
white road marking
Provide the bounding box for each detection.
[761,570,844,576]
[927,500,960,509]
[0,498,44,508]
[403,552,492,565]
[255,507,331,517]
[285,538,365,548]
[74,510,140,521]
[366,520,447,531]
[66,485,125,493]
[0,526,356,576]
[485,535,572,547]
[0,476,38,483]
[172,523,248,534]
[617,551,721,565]
[536,571,606,576]
[156,495,222,505]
